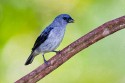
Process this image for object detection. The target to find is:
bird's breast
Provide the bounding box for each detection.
[38,27,66,52]
[49,27,65,40]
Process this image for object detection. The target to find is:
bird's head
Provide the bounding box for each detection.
[53,14,74,26]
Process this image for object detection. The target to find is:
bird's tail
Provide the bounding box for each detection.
[25,52,36,65]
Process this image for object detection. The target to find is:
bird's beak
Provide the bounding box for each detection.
[68,19,74,23]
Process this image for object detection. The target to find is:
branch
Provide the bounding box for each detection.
[15,16,125,83]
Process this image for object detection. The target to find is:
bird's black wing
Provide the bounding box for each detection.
[32,27,54,51]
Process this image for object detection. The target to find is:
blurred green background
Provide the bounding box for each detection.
[0,0,125,83]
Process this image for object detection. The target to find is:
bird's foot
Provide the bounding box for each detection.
[44,59,48,65]
[52,50,61,54]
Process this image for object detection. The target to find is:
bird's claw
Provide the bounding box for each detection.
[52,50,61,54]
[44,59,48,65]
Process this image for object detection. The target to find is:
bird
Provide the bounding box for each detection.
[25,14,74,65]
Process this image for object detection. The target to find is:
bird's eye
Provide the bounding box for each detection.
[63,17,67,20]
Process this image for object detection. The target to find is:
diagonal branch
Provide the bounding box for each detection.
[15,16,125,83]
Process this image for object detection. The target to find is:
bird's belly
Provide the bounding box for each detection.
[37,27,65,53]
[38,34,63,53]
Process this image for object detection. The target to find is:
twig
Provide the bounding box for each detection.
[15,16,125,83]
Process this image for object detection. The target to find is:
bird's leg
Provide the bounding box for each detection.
[42,54,48,64]
[52,50,61,54]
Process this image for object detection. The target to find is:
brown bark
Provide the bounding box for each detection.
[15,16,125,83]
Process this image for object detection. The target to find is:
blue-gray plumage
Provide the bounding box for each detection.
[25,14,74,65]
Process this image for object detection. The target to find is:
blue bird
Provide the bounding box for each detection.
[25,14,74,65]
